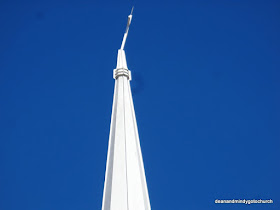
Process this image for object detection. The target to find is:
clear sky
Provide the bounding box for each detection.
[0,0,279,209]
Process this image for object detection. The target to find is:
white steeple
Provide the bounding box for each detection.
[101,8,151,210]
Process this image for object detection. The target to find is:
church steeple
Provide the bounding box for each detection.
[101,8,151,210]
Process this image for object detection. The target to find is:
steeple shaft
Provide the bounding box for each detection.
[101,8,151,210]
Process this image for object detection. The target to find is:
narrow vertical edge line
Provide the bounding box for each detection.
[102,80,118,210]
[127,81,151,209]
[122,76,130,210]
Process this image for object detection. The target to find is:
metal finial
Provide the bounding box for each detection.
[120,7,134,50]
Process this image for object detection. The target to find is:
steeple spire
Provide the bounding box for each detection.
[101,8,151,210]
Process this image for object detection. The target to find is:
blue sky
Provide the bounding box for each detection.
[0,0,279,209]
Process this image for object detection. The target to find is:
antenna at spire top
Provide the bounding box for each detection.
[120,7,134,50]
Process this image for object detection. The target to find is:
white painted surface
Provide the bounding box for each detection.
[101,48,151,210]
